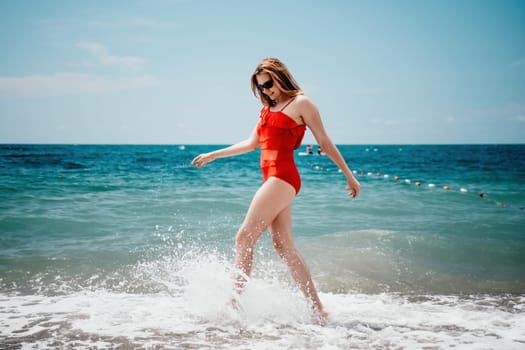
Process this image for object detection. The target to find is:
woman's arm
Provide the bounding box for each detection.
[192,124,259,168]
[298,96,361,198]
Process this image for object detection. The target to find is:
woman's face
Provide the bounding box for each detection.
[256,73,281,102]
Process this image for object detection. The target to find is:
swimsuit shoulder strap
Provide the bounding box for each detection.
[279,98,295,111]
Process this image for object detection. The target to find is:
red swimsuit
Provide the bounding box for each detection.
[256,100,306,194]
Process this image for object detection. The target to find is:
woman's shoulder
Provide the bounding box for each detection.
[294,94,318,111]
[294,94,310,103]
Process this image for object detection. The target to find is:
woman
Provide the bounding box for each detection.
[192,57,361,319]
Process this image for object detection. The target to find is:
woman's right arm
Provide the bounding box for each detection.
[192,124,259,168]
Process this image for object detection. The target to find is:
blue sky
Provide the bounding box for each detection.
[0,0,524,144]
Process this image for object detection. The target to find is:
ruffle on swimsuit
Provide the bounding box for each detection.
[256,99,306,194]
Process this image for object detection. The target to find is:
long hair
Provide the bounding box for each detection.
[250,57,303,107]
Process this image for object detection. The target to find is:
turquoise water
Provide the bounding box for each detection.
[1,144,524,348]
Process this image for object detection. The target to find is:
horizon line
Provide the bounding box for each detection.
[1,142,524,146]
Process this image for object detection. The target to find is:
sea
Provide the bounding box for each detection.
[0,144,524,349]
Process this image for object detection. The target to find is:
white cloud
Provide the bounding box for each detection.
[512,115,525,123]
[474,102,525,122]
[445,116,456,124]
[123,16,182,30]
[0,73,158,97]
[350,87,388,95]
[76,41,145,70]
[371,118,400,126]
[510,57,525,68]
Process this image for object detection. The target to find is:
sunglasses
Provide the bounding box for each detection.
[257,79,273,91]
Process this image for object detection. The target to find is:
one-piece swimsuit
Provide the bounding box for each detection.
[256,99,306,194]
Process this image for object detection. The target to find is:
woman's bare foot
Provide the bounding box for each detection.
[319,307,329,319]
[228,294,243,312]
[312,306,329,325]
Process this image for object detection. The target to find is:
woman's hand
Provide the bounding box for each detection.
[346,175,361,199]
[192,152,216,168]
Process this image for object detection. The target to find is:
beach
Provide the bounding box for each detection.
[1,144,524,349]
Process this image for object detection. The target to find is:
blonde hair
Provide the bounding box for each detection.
[251,57,303,107]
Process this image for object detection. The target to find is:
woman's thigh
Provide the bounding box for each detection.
[239,177,296,240]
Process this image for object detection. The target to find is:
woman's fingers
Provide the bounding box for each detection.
[192,154,205,167]
[192,153,212,168]
[346,181,361,198]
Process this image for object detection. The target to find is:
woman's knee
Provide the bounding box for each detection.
[272,237,284,253]
[272,240,297,261]
[235,225,261,251]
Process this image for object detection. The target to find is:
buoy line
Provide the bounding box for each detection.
[306,163,523,210]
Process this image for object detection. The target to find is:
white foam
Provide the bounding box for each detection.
[2,291,524,349]
[1,253,524,349]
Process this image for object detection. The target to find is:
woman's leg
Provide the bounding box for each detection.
[234,177,296,292]
[270,207,328,318]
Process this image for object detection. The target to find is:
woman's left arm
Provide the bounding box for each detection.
[299,96,361,198]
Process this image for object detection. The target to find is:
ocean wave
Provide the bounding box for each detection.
[1,264,524,349]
